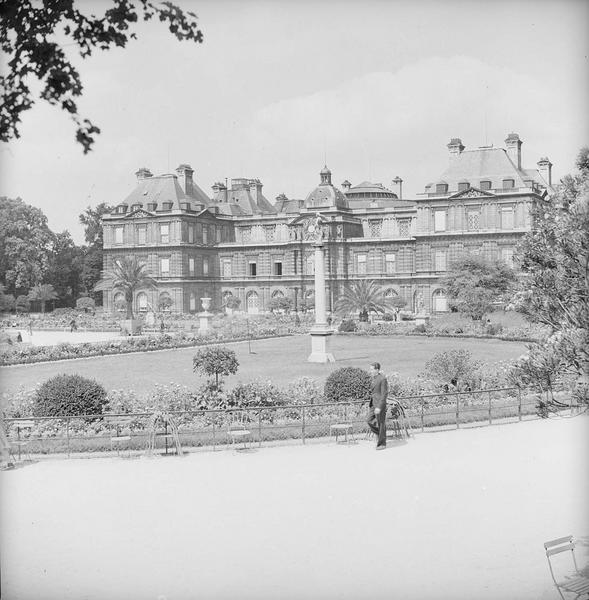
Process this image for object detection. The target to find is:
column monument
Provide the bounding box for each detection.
[307,214,335,363]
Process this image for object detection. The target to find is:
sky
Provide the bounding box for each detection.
[1,0,588,243]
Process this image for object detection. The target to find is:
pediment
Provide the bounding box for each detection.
[125,209,153,219]
[449,187,495,199]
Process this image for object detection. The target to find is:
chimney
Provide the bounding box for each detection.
[135,167,153,181]
[341,180,351,192]
[505,133,523,170]
[249,179,262,204]
[212,182,227,203]
[175,164,194,197]
[392,176,403,199]
[537,157,553,186]
[447,138,465,158]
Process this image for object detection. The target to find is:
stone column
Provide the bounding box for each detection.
[308,241,335,363]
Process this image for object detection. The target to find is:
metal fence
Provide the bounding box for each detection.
[4,386,576,460]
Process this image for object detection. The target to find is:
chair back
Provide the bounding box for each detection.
[544,535,579,581]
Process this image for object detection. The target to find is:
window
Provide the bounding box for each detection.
[369,220,382,237]
[434,210,446,232]
[293,250,298,275]
[189,257,195,276]
[502,179,515,189]
[246,291,259,314]
[467,211,480,231]
[248,261,257,277]
[385,253,396,274]
[436,183,448,194]
[264,225,276,242]
[241,227,252,243]
[137,292,148,312]
[501,207,514,229]
[398,219,410,237]
[480,180,492,190]
[458,181,470,192]
[306,255,314,275]
[160,257,170,275]
[113,292,126,312]
[357,254,367,275]
[114,226,124,244]
[137,225,146,245]
[159,224,169,244]
[215,227,221,243]
[432,289,448,312]
[203,257,209,275]
[188,225,194,243]
[501,247,514,267]
[203,226,208,245]
[189,292,197,312]
[434,250,447,271]
[274,261,283,276]
[196,223,202,241]
[222,259,232,278]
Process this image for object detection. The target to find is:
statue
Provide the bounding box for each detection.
[306,213,326,243]
[417,293,425,314]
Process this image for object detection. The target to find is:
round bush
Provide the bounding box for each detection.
[324,367,371,404]
[338,319,357,333]
[33,374,108,417]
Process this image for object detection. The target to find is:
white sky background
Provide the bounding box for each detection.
[1,0,588,243]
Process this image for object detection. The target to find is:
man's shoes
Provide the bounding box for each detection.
[376,445,386,451]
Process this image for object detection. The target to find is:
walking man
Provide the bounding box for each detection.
[367,362,388,450]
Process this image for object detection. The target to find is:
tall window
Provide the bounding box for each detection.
[160,257,170,276]
[249,261,257,277]
[189,292,197,312]
[274,261,283,276]
[203,257,209,275]
[306,255,314,275]
[369,220,382,237]
[203,226,208,245]
[434,210,446,232]
[501,207,514,229]
[246,291,259,314]
[114,226,124,244]
[357,254,367,275]
[467,211,480,231]
[434,250,447,271]
[159,223,169,244]
[222,259,232,278]
[189,257,195,276]
[136,225,146,245]
[501,247,514,267]
[432,289,448,312]
[137,292,148,312]
[397,219,410,237]
[385,253,396,274]
[188,225,195,243]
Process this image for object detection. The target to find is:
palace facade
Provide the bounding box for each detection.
[101,133,554,315]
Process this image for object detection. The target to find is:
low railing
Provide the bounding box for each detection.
[3,386,576,459]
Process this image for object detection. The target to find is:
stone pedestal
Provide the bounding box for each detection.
[308,242,336,363]
[198,297,213,334]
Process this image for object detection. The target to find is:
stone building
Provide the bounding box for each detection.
[101,133,553,315]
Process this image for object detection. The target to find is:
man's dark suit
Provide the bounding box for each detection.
[367,372,388,447]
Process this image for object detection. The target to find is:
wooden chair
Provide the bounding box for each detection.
[9,419,34,462]
[227,412,253,451]
[388,401,412,440]
[330,405,355,444]
[544,535,589,600]
[105,416,133,457]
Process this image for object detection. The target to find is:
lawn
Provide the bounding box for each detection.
[1,416,587,599]
[0,334,528,397]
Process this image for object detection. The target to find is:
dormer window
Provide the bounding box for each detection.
[147,202,157,211]
[458,181,470,192]
[435,183,448,194]
[502,179,515,189]
[480,180,492,190]
[116,205,127,214]
[162,202,173,211]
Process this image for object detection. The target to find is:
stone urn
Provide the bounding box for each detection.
[201,297,212,312]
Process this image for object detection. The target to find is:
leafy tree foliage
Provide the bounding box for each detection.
[193,346,239,389]
[46,230,85,306]
[0,197,54,294]
[27,283,59,313]
[15,294,30,313]
[0,284,15,312]
[441,256,516,321]
[422,349,481,392]
[95,256,157,319]
[268,296,293,313]
[222,294,241,311]
[514,147,589,402]
[335,280,395,320]
[79,202,113,246]
[1,1,203,152]
[76,296,96,312]
[33,373,107,417]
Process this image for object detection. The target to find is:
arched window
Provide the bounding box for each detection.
[136,292,148,312]
[189,292,197,312]
[384,288,398,298]
[246,291,260,314]
[271,290,284,298]
[432,289,448,312]
[113,292,126,313]
[158,292,172,312]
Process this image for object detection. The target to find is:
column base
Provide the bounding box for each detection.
[308,327,336,363]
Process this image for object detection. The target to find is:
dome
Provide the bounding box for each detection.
[304,165,349,210]
[344,181,398,208]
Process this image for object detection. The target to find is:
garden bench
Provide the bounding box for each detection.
[544,535,589,600]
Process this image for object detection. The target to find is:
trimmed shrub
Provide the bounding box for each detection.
[193,346,239,388]
[338,319,357,332]
[33,374,108,417]
[324,367,371,404]
[422,349,482,391]
[76,297,96,313]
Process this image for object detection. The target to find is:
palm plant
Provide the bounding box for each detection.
[27,283,59,313]
[335,280,393,320]
[95,257,157,319]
